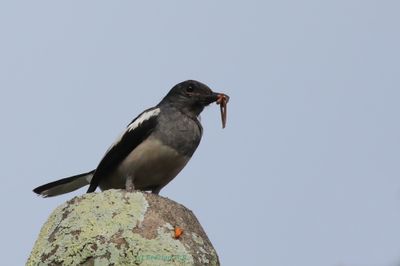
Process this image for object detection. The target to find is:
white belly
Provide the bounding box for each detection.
[99,136,189,191]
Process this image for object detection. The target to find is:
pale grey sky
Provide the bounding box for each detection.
[1,1,400,265]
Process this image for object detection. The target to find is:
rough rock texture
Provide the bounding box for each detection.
[27,190,219,266]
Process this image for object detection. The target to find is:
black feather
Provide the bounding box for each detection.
[33,170,95,195]
[87,108,159,193]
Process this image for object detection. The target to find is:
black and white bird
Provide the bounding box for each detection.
[33,80,229,197]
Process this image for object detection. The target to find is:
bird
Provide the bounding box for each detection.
[33,80,229,197]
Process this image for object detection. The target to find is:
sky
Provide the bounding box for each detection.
[1,1,400,265]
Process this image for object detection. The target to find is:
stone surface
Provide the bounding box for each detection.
[27,190,219,266]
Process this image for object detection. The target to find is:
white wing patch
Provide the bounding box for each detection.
[127,108,160,132]
[106,108,160,153]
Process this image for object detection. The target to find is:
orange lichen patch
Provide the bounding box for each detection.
[174,226,184,239]
[216,94,229,128]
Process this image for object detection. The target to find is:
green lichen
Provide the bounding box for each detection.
[191,232,218,265]
[27,190,195,266]
[191,233,204,246]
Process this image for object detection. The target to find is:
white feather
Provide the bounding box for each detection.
[106,108,160,152]
[127,108,160,132]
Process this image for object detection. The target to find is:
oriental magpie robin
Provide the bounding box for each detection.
[33,80,229,197]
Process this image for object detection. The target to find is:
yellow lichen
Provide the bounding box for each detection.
[27,190,196,266]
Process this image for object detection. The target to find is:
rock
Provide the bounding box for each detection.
[27,190,219,265]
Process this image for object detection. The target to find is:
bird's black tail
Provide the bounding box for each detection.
[33,170,95,197]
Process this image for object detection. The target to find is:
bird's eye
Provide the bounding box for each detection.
[186,86,194,93]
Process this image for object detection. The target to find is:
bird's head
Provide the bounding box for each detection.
[160,80,229,117]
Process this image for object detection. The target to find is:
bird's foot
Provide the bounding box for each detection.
[125,177,135,192]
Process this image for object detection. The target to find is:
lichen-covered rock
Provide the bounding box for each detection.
[27,190,219,266]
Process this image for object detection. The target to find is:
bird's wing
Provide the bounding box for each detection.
[87,107,160,192]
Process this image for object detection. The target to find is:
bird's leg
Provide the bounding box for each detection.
[151,187,161,195]
[125,176,135,192]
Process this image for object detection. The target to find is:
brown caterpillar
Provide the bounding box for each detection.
[216,94,229,128]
